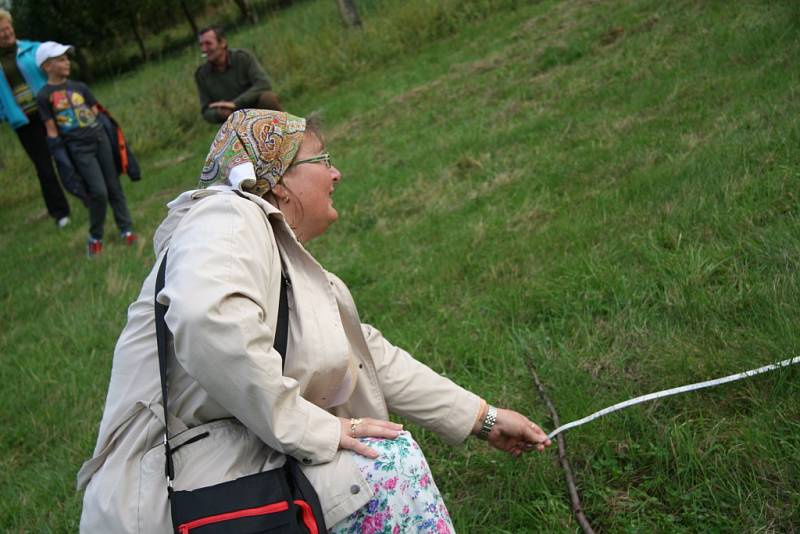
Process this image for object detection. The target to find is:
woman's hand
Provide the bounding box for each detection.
[484,408,551,457]
[338,417,403,459]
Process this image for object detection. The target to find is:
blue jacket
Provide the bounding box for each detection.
[0,40,47,129]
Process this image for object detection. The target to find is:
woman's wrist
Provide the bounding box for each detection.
[472,399,488,435]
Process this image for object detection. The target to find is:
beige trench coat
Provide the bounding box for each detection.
[77,188,482,532]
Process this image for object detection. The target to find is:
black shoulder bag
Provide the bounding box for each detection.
[155,251,327,534]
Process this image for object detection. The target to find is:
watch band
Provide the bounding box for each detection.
[477,405,497,440]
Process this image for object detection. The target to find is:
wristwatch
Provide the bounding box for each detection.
[477,405,497,440]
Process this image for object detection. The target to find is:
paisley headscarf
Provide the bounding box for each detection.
[198,109,306,197]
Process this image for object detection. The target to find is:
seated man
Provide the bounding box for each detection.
[194,25,282,124]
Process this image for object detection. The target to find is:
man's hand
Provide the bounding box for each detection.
[209,101,236,121]
[208,101,237,110]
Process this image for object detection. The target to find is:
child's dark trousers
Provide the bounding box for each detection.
[66,126,132,240]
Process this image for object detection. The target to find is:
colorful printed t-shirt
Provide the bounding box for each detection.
[0,44,37,115]
[36,80,99,142]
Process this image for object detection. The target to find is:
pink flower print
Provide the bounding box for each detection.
[393,526,400,534]
[384,477,398,490]
[436,518,451,534]
[362,514,382,534]
[420,473,430,488]
[403,505,410,515]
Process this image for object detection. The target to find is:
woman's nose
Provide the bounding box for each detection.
[331,166,342,182]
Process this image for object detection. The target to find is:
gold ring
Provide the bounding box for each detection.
[350,418,363,437]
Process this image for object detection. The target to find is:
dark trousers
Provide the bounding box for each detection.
[15,112,71,220]
[67,128,133,240]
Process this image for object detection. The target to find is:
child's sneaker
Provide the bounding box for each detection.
[87,237,103,257]
[56,216,70,229]
[121,231,138,246]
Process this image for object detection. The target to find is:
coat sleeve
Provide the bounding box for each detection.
[45,135,88,203]
[232,50,272,109]
[161,194,341,465]
[327,273,481,444]
[360,323,482,445]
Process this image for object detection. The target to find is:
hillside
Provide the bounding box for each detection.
[1,0,798,530]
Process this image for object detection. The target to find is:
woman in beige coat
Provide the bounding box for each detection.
[77,109,551,532]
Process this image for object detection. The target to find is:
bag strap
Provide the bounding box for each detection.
[154,251,174,491]
[155,250,289,493]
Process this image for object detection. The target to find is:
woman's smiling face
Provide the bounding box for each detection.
[278,133,342,243]
[0,19,16,48]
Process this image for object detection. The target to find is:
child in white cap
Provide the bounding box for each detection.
[35,41,136,257]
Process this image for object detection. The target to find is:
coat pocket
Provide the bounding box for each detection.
[138,419,281,533]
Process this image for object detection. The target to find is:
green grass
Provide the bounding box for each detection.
[2,0,799,531]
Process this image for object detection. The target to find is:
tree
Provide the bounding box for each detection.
[233,0,258,24]
[179,0,198,36]
[11,0,112,81]
[335,0,361,28]
[123,8,147,62]
[115,0,172,63]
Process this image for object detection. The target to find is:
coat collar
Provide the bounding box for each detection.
[155,187,295,257]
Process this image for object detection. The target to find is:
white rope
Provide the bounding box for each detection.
[546,356,800,440]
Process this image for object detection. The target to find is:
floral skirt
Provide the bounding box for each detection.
[329,431,455,534]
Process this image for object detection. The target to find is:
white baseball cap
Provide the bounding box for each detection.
[35,41,74,67]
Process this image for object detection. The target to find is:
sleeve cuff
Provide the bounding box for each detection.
[438,388,483,445]
[285,403,341,465]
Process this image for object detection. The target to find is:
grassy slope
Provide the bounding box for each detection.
[1,0,799,531]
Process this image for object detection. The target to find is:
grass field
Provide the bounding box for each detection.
[1,0,799,531]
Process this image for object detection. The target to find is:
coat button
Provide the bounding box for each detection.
[350,484,360,494]
[302,458,312,465]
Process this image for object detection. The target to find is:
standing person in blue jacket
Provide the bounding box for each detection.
[0,9,71,228]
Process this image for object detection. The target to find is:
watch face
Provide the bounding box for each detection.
[478,407,497,439]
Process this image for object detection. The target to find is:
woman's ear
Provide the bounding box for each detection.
[271,183,290,203]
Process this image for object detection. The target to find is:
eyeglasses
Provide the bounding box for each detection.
[291,153,332,169]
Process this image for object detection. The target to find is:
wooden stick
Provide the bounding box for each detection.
[526,358,596,534]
